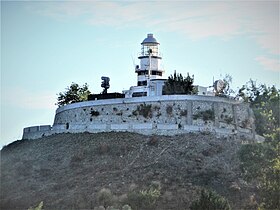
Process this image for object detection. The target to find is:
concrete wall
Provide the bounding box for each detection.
[22,95,256,140]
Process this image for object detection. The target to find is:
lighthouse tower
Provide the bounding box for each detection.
[123,33,166,98]
[135,34,164,86]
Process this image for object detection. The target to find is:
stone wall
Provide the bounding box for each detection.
[22,95,256,140]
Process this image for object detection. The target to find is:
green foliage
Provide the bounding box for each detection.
[239,142,280,210]
[237,80,279,209]
[56,82,91,107]
[221,74,234,96]
[237,80,279,137]
[193,109,215,121]
[28,201,43,210]
[190,189,231,210]
[238,143,276,182]
[121,204,132,210]
[97,188,113,208]
[163,71,197,95]
[133,104,153,118]
[127,186,160,210]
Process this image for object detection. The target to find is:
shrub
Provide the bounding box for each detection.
[91,110,100,117]
[97,188,113,208]
[127,187,160,210]
[28,201,43,210]
[224,116,233,124]
[133,104,153,118]
[122,204,132,210]
[190,189,231,210]
[166,105,173,116]
[193,109,215,121]
[180,109,188,117]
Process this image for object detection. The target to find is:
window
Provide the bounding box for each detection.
[137,81,147,86]
[132,92,147,97]
[151,71,162,76]
[138,70,149,76]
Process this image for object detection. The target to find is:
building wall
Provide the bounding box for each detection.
[22,95,256,140]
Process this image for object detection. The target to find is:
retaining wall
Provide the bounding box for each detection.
[22,95,256,140]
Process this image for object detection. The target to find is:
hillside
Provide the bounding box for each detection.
[1,132,255,210]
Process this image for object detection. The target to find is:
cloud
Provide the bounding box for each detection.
[2,87,56,110]
[255,56,280,72]
[27,1,279,54]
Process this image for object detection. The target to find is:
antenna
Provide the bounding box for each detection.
[131,54,136,68]
[101,76,110,94]
[209,76,215,88]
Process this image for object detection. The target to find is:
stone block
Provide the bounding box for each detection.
[23,127,30,133]
[183,125,200,132]
[88,124,107,130]
[29,126,39,132]
[71,124,86,130]
[52,124,65,130]
[111,124,129,130]
[132,123,153,130]
[39,125,51,131]
[157,124,178,130]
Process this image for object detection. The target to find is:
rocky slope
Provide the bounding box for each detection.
[1,132,255,209]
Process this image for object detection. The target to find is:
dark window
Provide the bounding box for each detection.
[137,70,149,76]
[132,92,147,97]
[151,71,162,76]
[137,81,147,86]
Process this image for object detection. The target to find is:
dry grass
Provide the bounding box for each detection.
[1,132,255,210]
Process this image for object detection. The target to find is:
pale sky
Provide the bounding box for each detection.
[1,0,279,147]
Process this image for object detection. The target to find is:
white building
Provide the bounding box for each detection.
[123,33,213,97]
[123,34,166,98]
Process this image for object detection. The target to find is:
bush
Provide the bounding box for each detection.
[127,187,160,210]
[193,109,215,121]
[91,110,100,117]
[190,189,231,210]
[28,201,43,210]
[133,104,153,118]
[97,188,113,208]
[166,105,173,116]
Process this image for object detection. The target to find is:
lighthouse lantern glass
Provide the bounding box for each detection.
[142,44,159,56]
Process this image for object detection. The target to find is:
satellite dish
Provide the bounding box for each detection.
[214,80,224,93]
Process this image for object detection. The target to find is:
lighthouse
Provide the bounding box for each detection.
[124,34,166,98]
[135,33,164,86]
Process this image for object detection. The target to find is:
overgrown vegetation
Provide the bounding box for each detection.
[28,201,43,210]
[56,82,91,107]
[132,104,153,118]
[127,185,161,210]
[166,105,173,116]
[193,109,215,121]
[97,188,114,208]
[95,184,160,210]
[190,189,231,210]
[163,71,197,95]
[91,110,100,117]
[238,80,280,210]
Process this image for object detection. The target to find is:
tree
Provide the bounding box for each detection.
[222,74,234,96]
[237,80,279,137]
[238,80,280,210]
[56,82,91,107]
[163,71,197,95]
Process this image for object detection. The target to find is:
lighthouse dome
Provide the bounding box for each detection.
[141,34,159,44]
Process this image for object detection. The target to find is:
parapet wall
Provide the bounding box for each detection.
[22,95,256,140]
